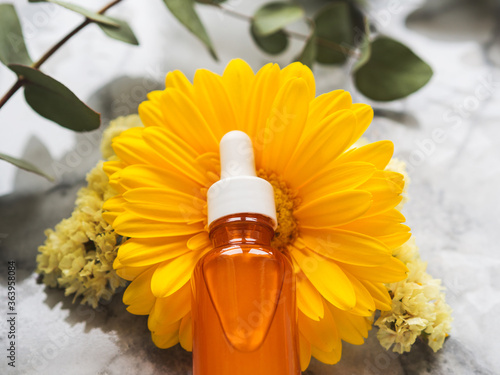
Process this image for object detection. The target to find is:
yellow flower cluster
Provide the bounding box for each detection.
[375,236,453,353]
[36,115,143,308]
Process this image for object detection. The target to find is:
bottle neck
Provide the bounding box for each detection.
[208,214,275,248]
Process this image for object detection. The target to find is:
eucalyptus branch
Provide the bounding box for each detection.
[0,0,123,110]
[217,3,356,57]
[0,79,23,109]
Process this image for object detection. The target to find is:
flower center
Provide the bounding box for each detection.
[258,170,300,249]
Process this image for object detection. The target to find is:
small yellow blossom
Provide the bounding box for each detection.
[36,115,143,308]
[375,237,453,353]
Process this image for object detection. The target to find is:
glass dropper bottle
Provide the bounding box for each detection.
[192,131,301,375]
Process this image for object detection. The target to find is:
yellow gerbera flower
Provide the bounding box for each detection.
[103,59,410,370]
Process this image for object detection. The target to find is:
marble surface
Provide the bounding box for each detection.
[1,0,500,374]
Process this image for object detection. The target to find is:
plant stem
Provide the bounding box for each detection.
[34,0,123,69]
[32,21,89,70]
[0,0,123,110]
[0,79,23,109]
[217,4,355,56]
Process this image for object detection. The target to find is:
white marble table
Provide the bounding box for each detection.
[1,0,499,374]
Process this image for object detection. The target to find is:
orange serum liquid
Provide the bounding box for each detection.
[192,214,300,375]
[192,130,300,375]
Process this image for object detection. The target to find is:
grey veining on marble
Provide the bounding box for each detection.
[1,0,500,374]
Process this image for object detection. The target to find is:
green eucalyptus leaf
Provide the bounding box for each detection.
[9,64,100,131]
[98,17,139,45]
[0,152,54,181]
[314,1,364,65]
[162,0,218,59]
[253,2,304,36]
[195,0,227,4]
[354,36,433,101]
[250,24,288,55]
[29,0,119,27]
[296,30,317,68]
[0,4,33,66]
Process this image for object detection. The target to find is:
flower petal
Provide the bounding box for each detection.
[179,311,193,351]
[344,270,376,316]
[359,279,392,311]
[113,212,204,238]
[193,69,237,139]
[112,128,171,169]
[310,344,342,365]
[102,160,125,178]
[341,256,408,283]
[304,90,352,138]
[338,209,411,249]
[148,281,191,330]
[120,204,200,225]
[123,187,205,223]
[123,266,156,315]
[243,63,281,139]
[376,231,412,250]
[151,249,208,298]
[328,304,369,345]
[158,88,219,153]
[296,268,325,321]
[187,231,211,251]
[336,140,394,170]
[106,171,125,195]
[259,77,310,172]
[222,59,255,130]
[299,228,391,266]
[357,178,403,218]
[165,70,194,98]
[295,191,372,229]
[151,321,181,348]
[138,99,164,128]
[118,236,191,267]
[279,62,315,99]
[118,164,200,192]
[297,161,375,198]
[374,170,405,189]
[298,304,340,353]
[299,332,312,371]
[146,90,163,103]
[338,209,407,236]
[349,103,374,145]
[284,110,356,184]
[115,264,151,281]
[102,196,126,225]
[142,126,211,186]
[291,246,355,310]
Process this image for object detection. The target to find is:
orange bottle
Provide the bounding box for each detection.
[192,131,300,375]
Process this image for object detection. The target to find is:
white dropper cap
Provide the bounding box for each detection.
[207,131,277,229]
